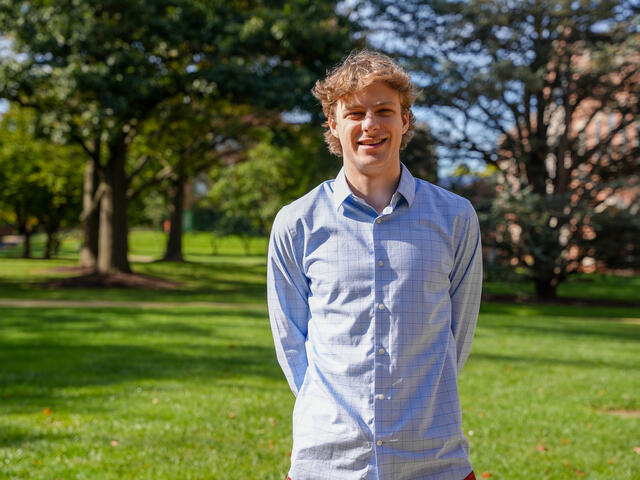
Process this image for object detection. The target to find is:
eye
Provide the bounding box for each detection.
[346,111,364,119]
[378,108,394,115]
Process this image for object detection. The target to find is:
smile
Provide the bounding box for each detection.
[358,138,387,147]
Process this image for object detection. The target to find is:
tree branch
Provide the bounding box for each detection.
[80,182,106,221]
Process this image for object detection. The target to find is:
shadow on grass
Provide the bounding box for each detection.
[0,429,75,448]
[0,307,267,335]
[0,307,282,435]
[481,301,640,319]
[482,320,640,342]
[0,279,267,304]
[0,256,268,304]
[0,341,282,434]
[469,351,637,370]
[0,341,279,388]
[479,308,640,343]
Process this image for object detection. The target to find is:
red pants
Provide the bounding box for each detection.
[286,472,476,480]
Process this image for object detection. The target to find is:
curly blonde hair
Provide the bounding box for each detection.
[312,49,420,156]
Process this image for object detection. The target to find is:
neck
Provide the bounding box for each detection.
[344,162,401,214]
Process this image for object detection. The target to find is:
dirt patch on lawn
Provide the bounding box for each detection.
[597,409,640,418]
[41,269,180,290]
[617,318,640,325]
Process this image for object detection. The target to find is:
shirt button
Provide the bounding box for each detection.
[378,304,385,310]
[376,440,383,446]
[376,218,382,224]
[378,348,385,354]
[376,394,385,400]
[378,260,384,267]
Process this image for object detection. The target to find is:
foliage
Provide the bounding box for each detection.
[400,123,438,183]
[0,104,83,258]
[128,97,276,260]
[128,190,167,230]
[579,205,640,270]
[359,0,640,297]
[0,0,357,272]
[207,125,340,237]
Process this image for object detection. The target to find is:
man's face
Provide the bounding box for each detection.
[329,81,409,178]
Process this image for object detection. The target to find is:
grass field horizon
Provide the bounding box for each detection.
[0,231,638,479]
[2,229,639,305]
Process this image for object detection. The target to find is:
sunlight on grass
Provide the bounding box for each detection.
[0,233,638,478]
[0,306,293,480]
[1,303,638,479]
[461,311,639,479]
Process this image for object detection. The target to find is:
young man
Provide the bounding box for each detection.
[267,50,482,480]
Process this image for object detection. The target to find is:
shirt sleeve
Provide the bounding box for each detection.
[267,207,310,396]
[449,201,483,374]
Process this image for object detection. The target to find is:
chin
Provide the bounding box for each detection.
[359,151,394,165]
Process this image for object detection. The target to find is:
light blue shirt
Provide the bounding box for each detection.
[267,164,482,480]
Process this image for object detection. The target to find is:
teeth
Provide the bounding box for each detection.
[360,138,384,145]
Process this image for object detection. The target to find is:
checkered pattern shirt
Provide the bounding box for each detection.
[267,164,482,480]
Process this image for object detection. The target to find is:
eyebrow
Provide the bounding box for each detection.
[342,101,397,111]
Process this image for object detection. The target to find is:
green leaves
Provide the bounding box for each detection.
[207,125,337,236]
[0,104,84,248]
[0,0,356,269]
[364,0,639,297]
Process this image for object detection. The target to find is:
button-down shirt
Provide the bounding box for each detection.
[267,164,482,480]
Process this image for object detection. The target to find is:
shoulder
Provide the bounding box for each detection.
[413,178,476,217]
[271,180,334,237]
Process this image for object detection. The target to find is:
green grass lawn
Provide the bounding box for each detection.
[0,231,268,304]
[0,304,293,480]
[483,274,640,304]
[0,233,639,478]
[2,230,638,305]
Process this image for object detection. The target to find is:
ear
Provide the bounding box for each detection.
[328,116,339,138]
[401,111,410,135]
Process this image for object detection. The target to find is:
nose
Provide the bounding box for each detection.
[362,111,379,132]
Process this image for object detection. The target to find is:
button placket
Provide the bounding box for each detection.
[373,211,391,451]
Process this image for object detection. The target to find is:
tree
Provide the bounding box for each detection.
[0,104,83,258]
[128,98,266,262]
[0,0,355,273]
[360,0,640,298]
[400,123,438,184]
[207,124,339,238]
[0,107,41,257]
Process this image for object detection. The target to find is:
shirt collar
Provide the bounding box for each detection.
[396,162,416,207]
[332,162,416,211]
[332,168,353,210]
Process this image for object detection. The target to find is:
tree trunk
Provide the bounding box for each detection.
[21,231,32,259]
[534,276,558,300]
[44,231,56,259]
[44,222,59,260]
[80,160,100,269]
[97,138,131,274]
[162,176,185,262]
[42,208,62,260]
[15,204,33,259]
